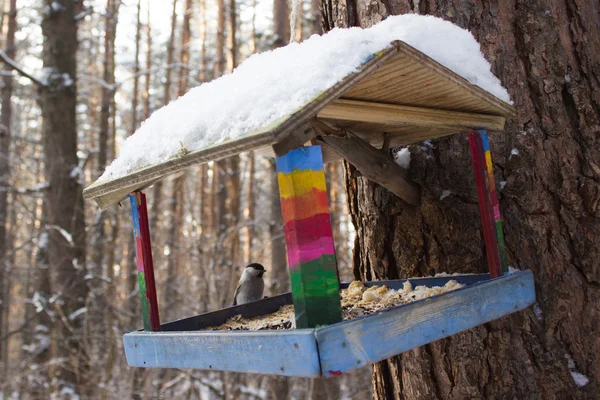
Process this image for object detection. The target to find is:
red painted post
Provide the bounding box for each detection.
[468,131,502,278]
[130,191,161,331]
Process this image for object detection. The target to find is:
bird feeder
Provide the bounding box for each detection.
[83,40,535,377]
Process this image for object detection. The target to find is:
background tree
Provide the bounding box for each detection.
[35,0,89,395]
[320,1,599,398]
[0,0,16,387]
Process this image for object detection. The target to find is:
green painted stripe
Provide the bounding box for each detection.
[495,221,509,274]
[138,271,151,330]
[290,266,341,328]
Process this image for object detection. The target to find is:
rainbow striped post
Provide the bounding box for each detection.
[130,191,161,331]
[276,146,342,328]
[468,129,508,278]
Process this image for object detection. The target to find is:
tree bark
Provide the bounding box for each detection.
[88,2,120,395]
[268,0,292,297]
[272,0,290,48]
[321,0,600,398]
[226,0,237,72]
[35,0,89,395]
[215,0,226,78]
[0,0,16,384]
[165,0,192,319]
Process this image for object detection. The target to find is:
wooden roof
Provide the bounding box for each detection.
[84,40,515,209]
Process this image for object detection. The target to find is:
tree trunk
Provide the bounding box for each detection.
[131,0,142,137]
[88,4,119,391]
[226,0,236,72]
[150,0,178,235]
[0,0,16,384]
[199,0,208,81]
[36,0,89,395]
[165,0,192,319]
[321,1,600,398]
[214,0,226,78]
[245,152,255,263]
[272,0,290,48]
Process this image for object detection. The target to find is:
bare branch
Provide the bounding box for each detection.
[0,49,45,86]
[0,182,49,195]
[74,8,93,22]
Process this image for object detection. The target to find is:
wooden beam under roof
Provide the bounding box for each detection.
[318,99,506,133]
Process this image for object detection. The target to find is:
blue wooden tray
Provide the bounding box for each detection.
[123,270,535,377]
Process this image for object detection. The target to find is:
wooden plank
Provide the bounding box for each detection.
[276,146,342,328]
[313,119,420,206]
[315,270,536,377]
[84,127,278,209]
[318,99,506,133]
[123,329,321,377]
[342,40,516,118]
[129,192,161,331]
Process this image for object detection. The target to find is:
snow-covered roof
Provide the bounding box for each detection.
[84,15,515,209]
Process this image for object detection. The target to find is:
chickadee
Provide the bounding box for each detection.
[232,263,266,306]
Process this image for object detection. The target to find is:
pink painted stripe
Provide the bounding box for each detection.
[493,204,501,221]
[288,236,335,268]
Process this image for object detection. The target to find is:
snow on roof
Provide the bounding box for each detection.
[98,14,512,183]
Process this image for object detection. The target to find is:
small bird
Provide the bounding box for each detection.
[232,263,267,306]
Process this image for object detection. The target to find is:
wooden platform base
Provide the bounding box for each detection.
[123,271,535,377]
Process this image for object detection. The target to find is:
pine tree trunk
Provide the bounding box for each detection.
[272,0,290,48]
[165,0,192,321]
[321,1,600,398]
[36,0,89,395]
[0,0,16,385]
[88,4,119,390]
[150,0,178,235]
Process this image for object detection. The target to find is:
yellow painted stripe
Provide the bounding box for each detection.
[278,170,327,198]
[485,152,493,171]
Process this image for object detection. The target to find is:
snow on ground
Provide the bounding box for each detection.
[99,14,512,183]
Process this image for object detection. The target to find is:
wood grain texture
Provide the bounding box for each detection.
[316,270,535,377]
[342,40,516,118]
[318,99,507,132]
[123,329,321,377]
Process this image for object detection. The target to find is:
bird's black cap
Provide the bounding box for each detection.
[246,263,265,271]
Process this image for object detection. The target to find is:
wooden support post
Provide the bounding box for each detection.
[276,145,342,328]
[130,191,161,331]
[468,129,508,278]
[312,119,420,206]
